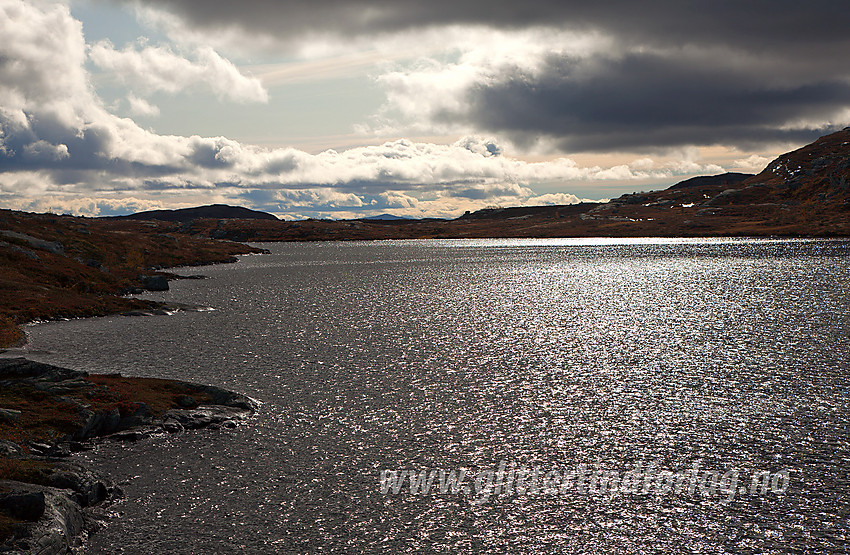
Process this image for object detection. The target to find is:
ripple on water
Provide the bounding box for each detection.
[21,238,850,553]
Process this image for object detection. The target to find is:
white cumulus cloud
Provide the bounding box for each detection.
[126,94,160,117]
[0,0,729,219]
[89,40,269,103]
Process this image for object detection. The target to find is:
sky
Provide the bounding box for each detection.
[1,1,849,219]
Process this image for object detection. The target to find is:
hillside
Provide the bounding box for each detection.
[668,172,753,189]
[0,211,263,347]
[113,204,278,223]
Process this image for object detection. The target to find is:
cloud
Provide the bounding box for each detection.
[0,0,744,219]
[523,193,581,206]
[732,154,772,173]
[378,190,418,209]
[372,44,850,151]
[120,1,850,152]
[120,1,850,58]
[126,94,160,117]
[3,194,166,217]
[274,188,365,209]
[88,40,268,103]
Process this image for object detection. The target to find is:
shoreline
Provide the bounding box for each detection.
[2,127,849,347]
[0,232,266,552]
[0,357,258,552]
[0,208,267,349]
[4,231,848,348]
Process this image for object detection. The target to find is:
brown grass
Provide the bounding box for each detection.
[0,387,82,445]
[0,316,23,348]
[0,209,262,348]
[84,375,215,416]
[0,457,54,486]
[0,374,215,447]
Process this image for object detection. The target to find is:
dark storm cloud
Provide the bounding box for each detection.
[460,52,850,151]
[126,0,850,151]
[127,0,850,55]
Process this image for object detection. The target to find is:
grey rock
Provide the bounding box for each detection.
[192,384,258,411]
[0,358,85,382]
[46,461,110,508]
[108,430,148,442]
[162,419,184,433]
[0,240,39,260]
[117,403,153,429]
[50,443,72,458]
[138,274,169,291]
[0,439,24,457]
[29,443,53,455]
[0,357,257,552]
[0,230,64,255]
[176,395,196,408]
[162,406,250,430]
[102,408,121,435]
[6,483,86,555]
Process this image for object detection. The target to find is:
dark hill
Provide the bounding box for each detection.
[742,127,850,204]
[113,204,278,222]
[668,172,754,189]
[361,213,412,221]
[457,203,600,220]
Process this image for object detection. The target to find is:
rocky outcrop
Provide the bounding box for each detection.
[0,481,87,555]
[0,231,64,256]
[0,357,256,448]
[0,358,257,553]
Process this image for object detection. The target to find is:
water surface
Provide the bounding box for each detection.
[20,238,850,553]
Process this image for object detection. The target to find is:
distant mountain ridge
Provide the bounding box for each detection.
[82,127,850,238]
[360,213,412,221]
[113,204,278,222]
[669,172,754,189]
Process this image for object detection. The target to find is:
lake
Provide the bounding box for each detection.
[20,238,850,553]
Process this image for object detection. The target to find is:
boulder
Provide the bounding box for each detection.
[7,484,86,554]
[46,466,109,507]
[138,274,169,291]
[162,405,251,430]
[0,439,24,457]
[0,490,46,521]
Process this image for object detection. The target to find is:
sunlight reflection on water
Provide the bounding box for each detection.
[20,238,850,553]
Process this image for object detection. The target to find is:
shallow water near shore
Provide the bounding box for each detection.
[20,238,850,553]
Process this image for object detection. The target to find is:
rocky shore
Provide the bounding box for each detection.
[0,208,266,348]
[0,358,257,553]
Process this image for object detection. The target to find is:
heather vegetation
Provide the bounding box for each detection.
[0,210,262,348]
